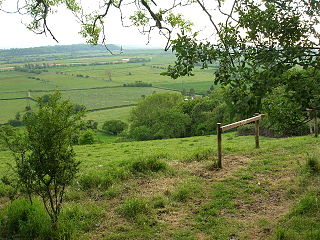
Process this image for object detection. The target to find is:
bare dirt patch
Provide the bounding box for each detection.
[171,155,251,181]
[137,175,183,197]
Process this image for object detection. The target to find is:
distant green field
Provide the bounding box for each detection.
[0,49,218,124]
[155,80,215,93]
[31,87,171,110]
[0,99,36,123]
[85,106,133,126]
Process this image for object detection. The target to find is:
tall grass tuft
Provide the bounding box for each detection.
[172,181,201,202]
[117,198,151,220]
[185,148,214,162]
[129,154,168,174]
[0,198,53,239]
[305,152,320,174]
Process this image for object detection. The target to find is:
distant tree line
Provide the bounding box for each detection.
[14,64,49,74]
[123,81,152,87]
[0,44,120,58]
[127,58,151,63]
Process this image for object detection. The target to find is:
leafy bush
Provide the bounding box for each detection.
[179,88,231,136]
[102,120,128,135]
[78,130,95,145]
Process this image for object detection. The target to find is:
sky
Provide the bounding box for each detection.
[0,1,219,50]
[0,5,164,49]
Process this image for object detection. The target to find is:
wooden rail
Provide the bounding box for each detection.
[216,113,265,168]
[221,114,265,132]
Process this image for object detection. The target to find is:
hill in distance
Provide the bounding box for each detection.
[0,44,122,57]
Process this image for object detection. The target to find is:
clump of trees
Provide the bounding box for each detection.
[126,92,229,141]
[102,120,128,136]
[0,92,84,230]
[127,92,189,140]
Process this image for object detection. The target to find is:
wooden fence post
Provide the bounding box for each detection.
[217,123,222,168]
[255,113,260,148]
[315,110,318,138]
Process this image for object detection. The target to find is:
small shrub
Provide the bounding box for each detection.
[78,130,95,145]
[129,155,168,174]
[117,198,150,219]
[0,181,17,199]
[102,120,128,136]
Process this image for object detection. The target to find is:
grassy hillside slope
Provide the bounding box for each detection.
[0,133,320,239]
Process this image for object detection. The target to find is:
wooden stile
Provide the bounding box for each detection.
[216,114,265,168]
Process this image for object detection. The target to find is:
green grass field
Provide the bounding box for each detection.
[1,133,319,239]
